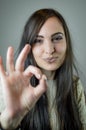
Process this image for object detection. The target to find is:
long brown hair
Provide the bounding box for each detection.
[17,8,82,130]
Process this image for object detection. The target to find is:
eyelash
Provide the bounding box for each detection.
[34,36,63,44]
[52,36,63,42]
[34,39,43,43]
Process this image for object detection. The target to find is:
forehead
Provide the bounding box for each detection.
[38,17,64,36]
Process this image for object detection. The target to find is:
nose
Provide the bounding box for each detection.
[44,40,55,54]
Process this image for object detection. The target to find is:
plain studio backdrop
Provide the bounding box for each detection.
[0,0,86,90]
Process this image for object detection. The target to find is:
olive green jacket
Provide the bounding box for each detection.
[46,79,86,130]
[73,80,86,129]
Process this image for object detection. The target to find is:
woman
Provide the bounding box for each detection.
[0,8,86,130]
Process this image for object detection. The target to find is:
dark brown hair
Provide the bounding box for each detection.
[17,8,82,130]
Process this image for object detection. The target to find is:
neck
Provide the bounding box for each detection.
[41,69,55,80]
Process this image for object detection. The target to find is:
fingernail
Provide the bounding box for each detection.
[37,74,41,79]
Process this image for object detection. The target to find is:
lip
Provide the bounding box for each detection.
[43,57,58,63]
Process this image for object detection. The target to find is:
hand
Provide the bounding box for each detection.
[0,44,47,118]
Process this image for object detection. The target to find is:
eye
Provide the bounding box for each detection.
[52,34,63,43]
[34,39,43,44]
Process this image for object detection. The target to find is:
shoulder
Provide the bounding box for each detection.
[73,76,86,129]
[73,77,85,103]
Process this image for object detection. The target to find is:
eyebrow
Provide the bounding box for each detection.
[36,35,44,38]
[51,32,64,37]
[36,32,64,38]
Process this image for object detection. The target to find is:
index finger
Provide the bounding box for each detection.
[15,44,31,71]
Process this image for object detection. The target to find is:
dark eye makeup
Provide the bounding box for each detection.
[34,38,43,43]
[34,32,64,44]
[51,32,64,43]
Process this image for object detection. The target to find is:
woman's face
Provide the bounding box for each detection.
[32,17,67,72]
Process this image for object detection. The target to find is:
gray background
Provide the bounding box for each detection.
[0,0,86,89]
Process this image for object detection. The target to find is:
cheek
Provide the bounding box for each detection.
[32,47,42,57]
[55,43,66,54]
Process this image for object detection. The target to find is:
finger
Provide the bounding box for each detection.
[0,56,6,78]
[6,46,15,73]
[33,75,47,99]
[24,65,42,79]
[15,44,31,71]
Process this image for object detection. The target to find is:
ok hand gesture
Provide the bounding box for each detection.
[0,44,47,121]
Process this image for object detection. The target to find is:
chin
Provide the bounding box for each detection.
[42,66,59,71]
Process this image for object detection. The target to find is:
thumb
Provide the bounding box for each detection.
[34,75,47,99]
